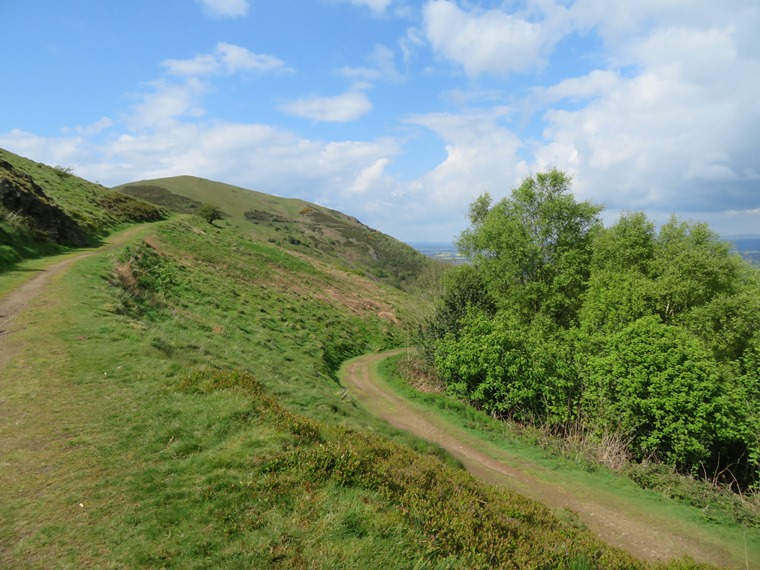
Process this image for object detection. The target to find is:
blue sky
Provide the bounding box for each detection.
[1,0,758,242]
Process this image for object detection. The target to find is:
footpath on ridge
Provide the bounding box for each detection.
[0,224,152,370]
[341,350,738,568]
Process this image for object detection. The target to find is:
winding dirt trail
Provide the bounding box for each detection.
[0,225,149,370]
[341,350,740,568]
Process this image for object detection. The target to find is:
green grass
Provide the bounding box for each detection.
[0,148,165,270]
[1,216,668,569]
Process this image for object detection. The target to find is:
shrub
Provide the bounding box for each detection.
[586,316,735,470]
[198,203,224,224]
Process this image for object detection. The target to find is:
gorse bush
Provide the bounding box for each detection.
[113,241,178,298]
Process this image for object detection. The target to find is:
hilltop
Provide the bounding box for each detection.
[115,176,426,288]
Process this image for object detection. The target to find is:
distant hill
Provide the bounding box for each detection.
[728,237,760,265]
[409,241,467,265]
[116,176,427,288]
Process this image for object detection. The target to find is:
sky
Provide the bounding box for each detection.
[1,0,759,243]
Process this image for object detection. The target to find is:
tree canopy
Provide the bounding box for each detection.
[458,169,603,328]
[423,170,760,488]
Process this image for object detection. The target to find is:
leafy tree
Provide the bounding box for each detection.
[435,310,542,422]
[581,212,656,334]
[586,316,734,470]
[590,211,656,274]
[458,169,602,327]
[198,203,223,225]
[651,217,740,323]
[422,171,760,486]
[435,310,583,425]
[423,265,495,336]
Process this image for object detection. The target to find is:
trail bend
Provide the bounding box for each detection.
[341,350,737,568]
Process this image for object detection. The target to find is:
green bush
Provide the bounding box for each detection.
[586,317,735,470]
[198,203,224,224]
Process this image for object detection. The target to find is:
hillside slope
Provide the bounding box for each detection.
[116,176,426,288]
[2,221,662,568]
[0,155,709,568]
[0,148,165,269]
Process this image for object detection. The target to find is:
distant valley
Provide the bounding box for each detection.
[413,237,760,265]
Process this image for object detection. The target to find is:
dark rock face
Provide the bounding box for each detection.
[0,160,89,246]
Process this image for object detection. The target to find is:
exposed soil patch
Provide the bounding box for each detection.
[341,350,735,568]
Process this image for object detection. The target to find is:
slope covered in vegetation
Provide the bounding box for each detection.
[116,175,426,288]
[0,148,165,269]
[0,157,684,567]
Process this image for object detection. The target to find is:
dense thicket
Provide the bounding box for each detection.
[423,169,760,488]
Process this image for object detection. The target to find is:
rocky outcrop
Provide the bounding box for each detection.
[0,160,89,246]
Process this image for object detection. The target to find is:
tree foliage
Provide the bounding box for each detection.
[198,203,223,225]
[458,169,603,327]
[424,170,760,488]
[585,316,731,469]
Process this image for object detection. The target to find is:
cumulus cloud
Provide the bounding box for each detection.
[531,21,760,218]
[278,89,373,122]
[126,43,288,132]
[341,44,401,83]
[163,42,288,76]
[3,1,760,242]
[405,108,523,212]
[125,77,209,131]
[402,0,760,237]
[196,0,249,19]
[0,120,401,205]
[422,0,552,77]
[349,158,390,193]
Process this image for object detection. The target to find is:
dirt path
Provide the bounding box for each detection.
[341,350,737,568]
[0,225,149,370]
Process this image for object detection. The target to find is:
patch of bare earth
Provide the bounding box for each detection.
[267,251,400,321]
[342,350,735,568]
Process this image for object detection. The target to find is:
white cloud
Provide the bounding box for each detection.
[422,0,550,77]
[349,158,390,193]
[341,44,401,83]
[126,78,208,131]
[530,20,760,218]
[278,90,372,122]
[163,42,288,76]
[4,1,760,243]
[399,27,424,66]
[0,120,401,204]
[60,117,114,137]
[129,42,288,133]
[405,108,522,210]
[332,0,393,15]
[196,0,249,19]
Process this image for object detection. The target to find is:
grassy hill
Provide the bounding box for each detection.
[0,150,708,568]
[0,149,165,269]
[116,176,426,288]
